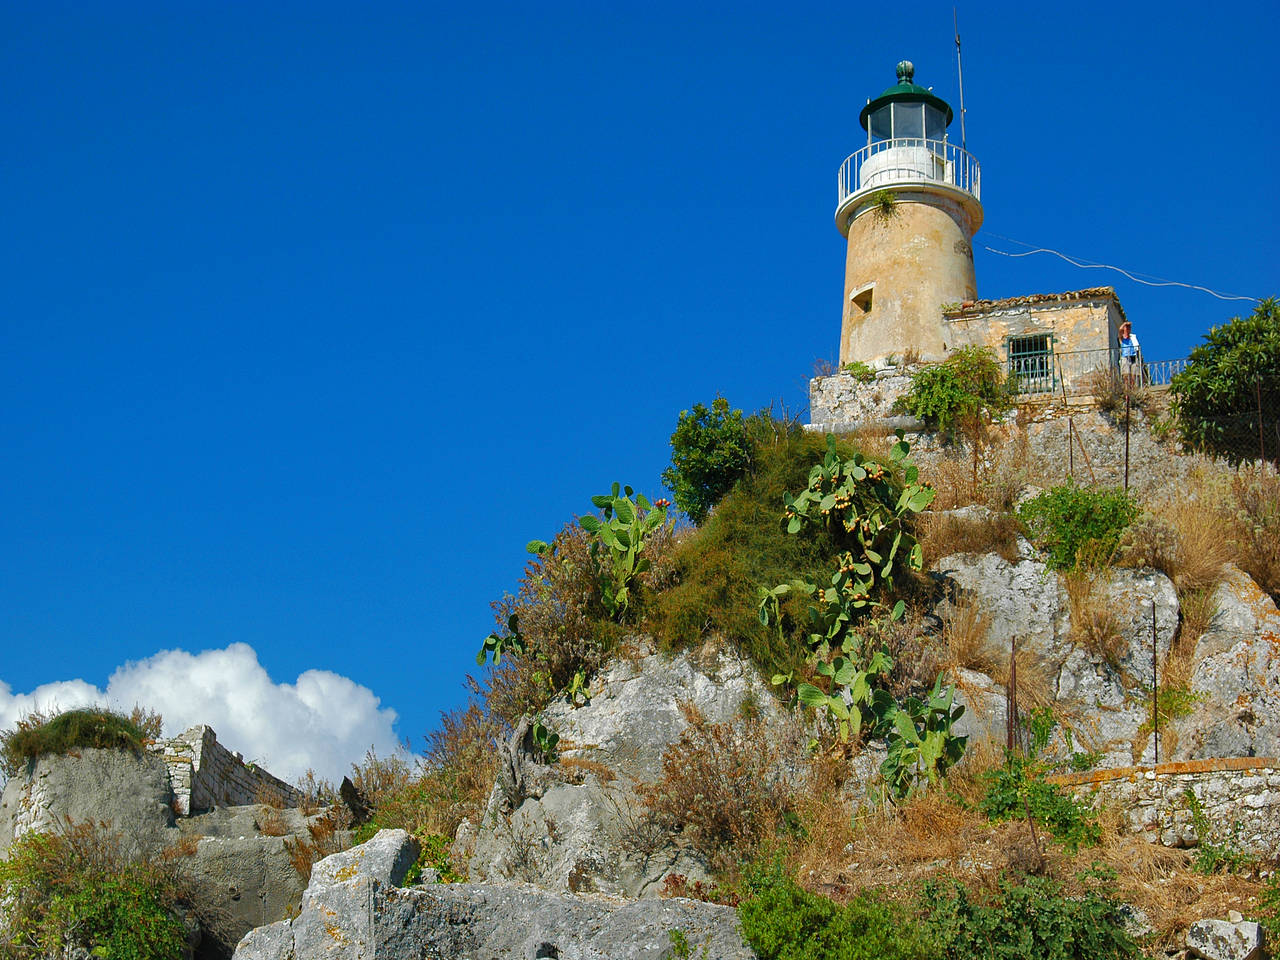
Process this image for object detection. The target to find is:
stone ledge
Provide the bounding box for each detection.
[1049,756,1280,787]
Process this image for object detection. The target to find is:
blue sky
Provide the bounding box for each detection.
[2,1,1276,779]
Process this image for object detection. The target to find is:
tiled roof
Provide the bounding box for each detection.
[944,286,1127,322]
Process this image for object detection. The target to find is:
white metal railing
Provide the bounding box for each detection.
[1010,347,1189,397]
[837,139,981,208]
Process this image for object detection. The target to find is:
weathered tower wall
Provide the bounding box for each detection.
[839,189,978,366]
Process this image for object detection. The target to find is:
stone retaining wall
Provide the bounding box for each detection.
[807,371,1192,498]
[1050,757,1280,855]
[151,725,300,816]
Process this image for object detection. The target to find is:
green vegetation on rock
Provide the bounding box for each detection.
[1017,482,1139,571]
[0,708,160,779]
[738,867,933,960]
[0,823,189,960]
[919,873,1140,960]
[895,345,1013,435]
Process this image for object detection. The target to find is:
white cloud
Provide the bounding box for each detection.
[0,643,403,783]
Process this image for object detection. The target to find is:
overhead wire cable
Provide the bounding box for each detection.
[981,231,1261,303]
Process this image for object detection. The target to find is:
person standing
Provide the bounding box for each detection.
[1118,320,1141,389]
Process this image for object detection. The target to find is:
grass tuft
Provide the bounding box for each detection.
[0,708,154,779]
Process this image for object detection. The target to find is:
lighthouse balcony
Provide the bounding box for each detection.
[837,139,980,215]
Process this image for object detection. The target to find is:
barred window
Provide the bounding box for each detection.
[1008,334,1053,394]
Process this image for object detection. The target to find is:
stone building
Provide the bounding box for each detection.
[943,287,1126,395]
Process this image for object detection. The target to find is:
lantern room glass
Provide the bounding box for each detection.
[869,105,892,142]
[866,101,948,145]
[924,105,946,142]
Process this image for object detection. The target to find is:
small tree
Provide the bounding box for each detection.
[896,346,1014,493]
[896,346,1013,435]
[1170,297,1280,463]
[662,396,753,524]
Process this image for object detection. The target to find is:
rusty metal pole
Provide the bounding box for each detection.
[1258,377,1267,463]
[1007,635,1018,753]
[1152,600,1159,765]
[1124,392,1131,492]
[1068,418,1074,478]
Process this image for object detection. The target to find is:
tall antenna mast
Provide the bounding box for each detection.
[954,7,967,151]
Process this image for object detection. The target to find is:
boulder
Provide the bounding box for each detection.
[933,551,1182,765]
[1172,565,1280,760]
[234,829,757,960]
[183,832,308,958]
[0,747,174,858]
[932,546,1071,667]
[309,827,418,888]
[1105,567,1179,690]
[1186,917,1266,960]
[950,668,1009,749]
[467,640,792,898]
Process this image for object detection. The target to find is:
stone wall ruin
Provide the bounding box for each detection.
[151,724,300,816]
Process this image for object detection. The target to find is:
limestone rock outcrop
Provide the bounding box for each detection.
[0,740,318,958]
[1186,916,1266,960]
[933,548,1182,765]
[1173,565,1280,761]
[466,639,796,898]
[235,829,757,960]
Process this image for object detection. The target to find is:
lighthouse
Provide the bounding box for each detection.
[836,61,982,366]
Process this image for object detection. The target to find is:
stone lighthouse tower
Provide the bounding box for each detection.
[836,61,982,366]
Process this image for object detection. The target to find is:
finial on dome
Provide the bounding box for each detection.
[896,60,914,84]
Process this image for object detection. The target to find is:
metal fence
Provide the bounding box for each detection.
[837,139,981,209]
[1011,347,1190,398]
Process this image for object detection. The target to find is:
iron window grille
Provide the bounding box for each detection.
[1007,333,1054,394]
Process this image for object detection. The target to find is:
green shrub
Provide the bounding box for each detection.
[662,397,754,525]
[486,522,623,722]
[1184,789,1251,874]
[1017,482,1139,571]
[1135,683,1200,744]
[841,360,876,383]
[646,430,857,679]
[1259,871,1280,939]
[738,868,934,960]
[895,346,1013,435]
[1170,297,1279,464]
[1227,466,1280,600]
[0,823,189,960]
[920,873,1140,960]
[979,754,1101,853]
[1,708,155,778]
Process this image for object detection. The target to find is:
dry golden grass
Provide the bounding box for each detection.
[918,510,1020,564]
[162,832,200,860]
[775,757,1266,952]
[1065,565,1127,671]
[1226,465,1280,600]
[284,808,349,880]
[939,597,1055,715]
[921,430,1031,512]
[640,703,800,874]
[255,804,289,837]
[557,755,617,784]
[1122,498,1233,594]
[1177,587,1219,651]
[925,456,979,510]
[775,755,859,890]
[1082,814,1264,952]
[254,781,286,809]
[941,597,994,674]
